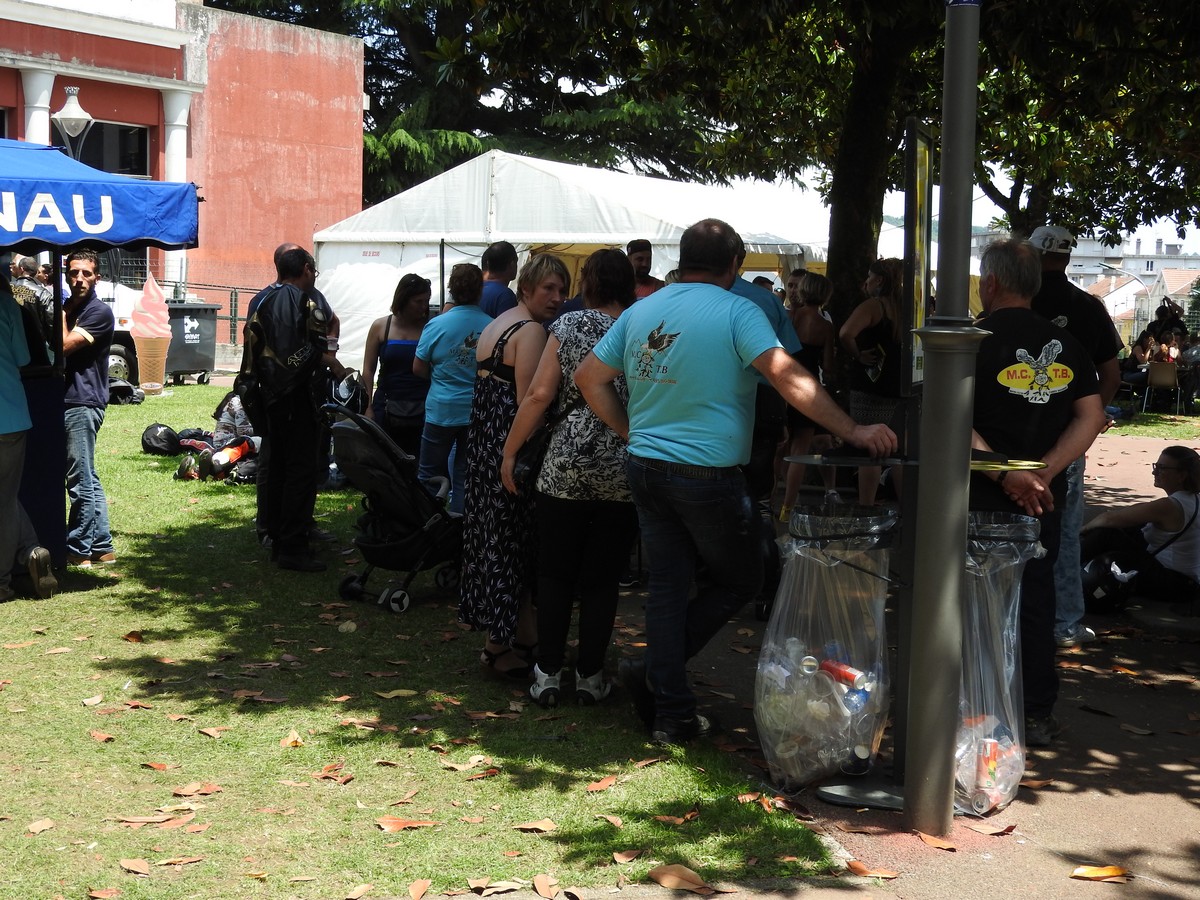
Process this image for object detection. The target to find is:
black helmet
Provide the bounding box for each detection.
[332,369,368,414]
[1082,552,1137,613]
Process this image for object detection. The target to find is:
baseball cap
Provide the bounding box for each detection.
[1028,225,1076,254]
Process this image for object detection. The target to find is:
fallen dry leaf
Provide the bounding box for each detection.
[634,757,665,768]
[1070,865,1131,883]
[964,822,1016,836]
[375,689,419,699]
[1120,723,1154,736]
[45,646,71,654]
[916,831,956,851]
[27,818,54,834]
[846,860,900,879]
[122,631,144,642]
[1019,778,1055,790]
[533,873,558,899]
[280,729,305,748]
[654,808,699,826]
[172,782,222,797]
[87,890,122,899]
[613,849,644,863]
[185,822,211,833]
[513,818,557,833]
[586,775,617,793]
[409,879,432,900]
[376,816,440,832]
[81,694,103,707]
[595,814,622,828]
[119,859,151,877]
[155,856,204,867]
[466,768,501,781]
[197,726,229,739]
[346,885,373,899]
[461,816,484,824]
[90,730,114,743]
[647,863,714,894]
[736,792,760,804]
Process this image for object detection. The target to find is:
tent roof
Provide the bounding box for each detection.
[0,137,199,252]
[314,150,826,258]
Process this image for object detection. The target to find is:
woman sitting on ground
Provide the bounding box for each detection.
[500,249,640,707]
[1081,445,1200,599]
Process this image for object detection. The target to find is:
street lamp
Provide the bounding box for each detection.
[51,86,94,160]
[1100,262,1154,338]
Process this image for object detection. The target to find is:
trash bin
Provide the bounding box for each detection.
[166,302,219,383]
[955,511,1043,815]
[755,505,899,792]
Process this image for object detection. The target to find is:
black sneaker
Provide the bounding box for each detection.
[1024,714,1061,748]
[276,554,327,573]
[618,570,640,589]
[309,525,338,543]
[618,658,657,728]
[196,448,213,482]
[651,713,719,746]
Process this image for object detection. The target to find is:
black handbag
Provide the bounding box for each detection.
[512,396,585,488]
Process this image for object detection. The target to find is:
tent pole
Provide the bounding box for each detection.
[439,240,446,310]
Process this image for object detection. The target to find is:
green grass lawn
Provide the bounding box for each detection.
[1,386,830,899]
[1108,410,1200,440]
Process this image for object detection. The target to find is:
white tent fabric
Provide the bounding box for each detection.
[313,151,829,370]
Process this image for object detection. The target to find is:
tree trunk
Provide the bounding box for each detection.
[825,30,922,327]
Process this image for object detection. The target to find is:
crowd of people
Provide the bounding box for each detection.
[5,219,1196,757]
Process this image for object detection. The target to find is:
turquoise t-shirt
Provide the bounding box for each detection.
[415,305,493,426]
[591,282,781,467]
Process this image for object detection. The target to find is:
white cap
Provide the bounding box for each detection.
[1028,225,1076,254]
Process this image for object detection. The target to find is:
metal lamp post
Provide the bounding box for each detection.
[51,86,94,160]
[1100,263,1154,341]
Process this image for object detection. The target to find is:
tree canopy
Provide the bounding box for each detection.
[211,0,1200,311]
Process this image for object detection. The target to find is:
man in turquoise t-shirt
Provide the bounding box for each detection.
[578,218,896,745]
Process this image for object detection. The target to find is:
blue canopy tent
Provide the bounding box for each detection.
[0,137,200,567]
[0,137,199,251]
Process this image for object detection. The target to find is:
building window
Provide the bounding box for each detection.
[1146,260,1155,272]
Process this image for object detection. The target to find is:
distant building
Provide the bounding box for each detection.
[0,0,365,293]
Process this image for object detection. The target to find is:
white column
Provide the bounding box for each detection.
[20,68,56,145]
[160,89,193,288]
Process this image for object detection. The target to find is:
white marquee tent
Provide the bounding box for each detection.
[313,150,831,370]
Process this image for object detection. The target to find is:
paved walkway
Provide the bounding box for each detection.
[678,431,1200,899]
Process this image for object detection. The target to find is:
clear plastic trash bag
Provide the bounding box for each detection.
[955,512,1043,815]
[755,505,898,791]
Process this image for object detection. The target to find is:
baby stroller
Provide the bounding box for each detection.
[326,403,462,612]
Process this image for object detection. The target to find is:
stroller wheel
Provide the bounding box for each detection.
[379,587,410,614]
[338,574,365,602]
[434,564,460,591]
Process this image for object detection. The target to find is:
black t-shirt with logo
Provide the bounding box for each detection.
[971,307,1099,511]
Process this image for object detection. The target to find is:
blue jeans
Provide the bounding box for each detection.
[418,421,469,515]
[65,405,113,559]
[1053,457,1084,639]
[627,456,763,722]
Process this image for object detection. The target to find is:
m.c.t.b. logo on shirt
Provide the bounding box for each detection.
[634,321,680,382]
[995,339,1073,404]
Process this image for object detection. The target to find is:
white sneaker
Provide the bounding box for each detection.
[529,664,561,708]
[1056,624,1097,648]
[575,669,612,705]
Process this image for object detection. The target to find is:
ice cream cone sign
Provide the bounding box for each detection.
[132,274,172,393]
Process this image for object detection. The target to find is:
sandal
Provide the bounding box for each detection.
[481,645,533,680]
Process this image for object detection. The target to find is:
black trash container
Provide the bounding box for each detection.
[166,302,219,383]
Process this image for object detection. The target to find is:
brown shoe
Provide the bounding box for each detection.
[26,547,58,599]
[91,552,117,565]
[65,554,92,568]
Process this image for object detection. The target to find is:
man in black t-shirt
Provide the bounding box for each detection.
[1028,225,1124,650]
[62,249,116,568]
[971,239,1106,747]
